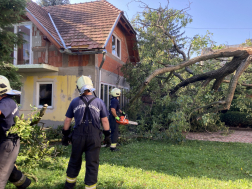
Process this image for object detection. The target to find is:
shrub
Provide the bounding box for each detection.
[220,111,252,127]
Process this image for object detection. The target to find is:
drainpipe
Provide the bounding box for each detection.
[97,50,107,98]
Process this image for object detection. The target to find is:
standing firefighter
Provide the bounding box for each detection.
[0,75,31,188]
[109,88,124,152]
[62,75,111,189]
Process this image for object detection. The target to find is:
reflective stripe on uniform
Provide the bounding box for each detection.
[12,174,26,186]
[85,183,97,189]
[110,143,117,148]
[66,176,77,183]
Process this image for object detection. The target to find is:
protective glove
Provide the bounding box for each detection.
[62,127,71,146]
[115,116,120,121]
[121,111,126,116]
[103,130,111,146]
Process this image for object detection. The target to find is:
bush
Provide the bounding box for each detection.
[44,125,64,140]
[220,111,252,127]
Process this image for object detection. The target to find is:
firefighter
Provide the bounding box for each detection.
[0,75,31,189]
[62,75,111,189]
[109,88,124,152]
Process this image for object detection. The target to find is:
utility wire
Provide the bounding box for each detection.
[185,27,252,30]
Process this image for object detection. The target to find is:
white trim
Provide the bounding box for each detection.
[111,34,121,59]
[36,82,54,109]
[48,13,66,49]
[25,8,62,47]
[104,13,121,48]
[13,22,33,65]
[100,82,129,109]
[13,26,18,65]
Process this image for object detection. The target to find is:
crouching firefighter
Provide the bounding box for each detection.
[109,88,125,152]
[0,75,31,189]
[62,75,111,189]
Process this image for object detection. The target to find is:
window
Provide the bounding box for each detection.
[100,83,128,110]
[10,22,33,65]
[112,34,121,59]
[37,82,53,108]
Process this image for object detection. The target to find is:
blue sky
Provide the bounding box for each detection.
[68,0,252,46]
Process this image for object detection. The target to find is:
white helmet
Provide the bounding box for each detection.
[110,88,121,97]
[0,75,21,96]
[76,75,95,95]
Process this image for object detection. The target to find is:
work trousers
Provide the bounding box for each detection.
[109,114,119,144]
[66,123,101,186]
[0,136,20,188]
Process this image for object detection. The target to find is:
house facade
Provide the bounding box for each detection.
[11,0,139,127]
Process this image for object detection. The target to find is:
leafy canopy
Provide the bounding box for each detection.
[37,0,70,6]
[0,0,27,89]
[122,2,252,143]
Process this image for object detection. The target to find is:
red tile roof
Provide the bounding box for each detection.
[26,0,122,49]
[26,1,63,47]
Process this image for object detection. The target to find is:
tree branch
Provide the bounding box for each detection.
[129,47,251,104]
[30,104,48,126]
[222,80,252,87]
[224,55,252,109]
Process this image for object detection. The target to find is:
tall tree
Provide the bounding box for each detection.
[37,0,70,7]
[129,1,252,113]
[0,0,27,89]
[122,0,252,141]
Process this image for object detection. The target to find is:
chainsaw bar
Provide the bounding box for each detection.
[128,121,138,125]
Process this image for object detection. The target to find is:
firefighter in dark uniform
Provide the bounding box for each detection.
[109,88,124,152]
[0,75,31,189]
[62,75,111,189]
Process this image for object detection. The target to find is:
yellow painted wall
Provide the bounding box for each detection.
[20,75,78,123]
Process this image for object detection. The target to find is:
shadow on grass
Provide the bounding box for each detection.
[99,139,252,182]
[7,180,143,189]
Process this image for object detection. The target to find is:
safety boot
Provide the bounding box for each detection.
[65,181,76,189]
[9,166,31,189]
[110,147,120,152]
[16,177,31,189]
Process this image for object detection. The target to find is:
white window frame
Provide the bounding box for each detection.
[100,82,129,109]
[112,34,121,59]
[13,21,33,65]
[100,83,116,109]
[36,82,54,109]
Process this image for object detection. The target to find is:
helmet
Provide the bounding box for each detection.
[76,75,95,95]
[0,75,21,96]
[110,88,121,97]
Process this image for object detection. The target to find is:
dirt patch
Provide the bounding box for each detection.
[185,130,252,143]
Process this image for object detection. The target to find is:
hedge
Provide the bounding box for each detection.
[220,111,252,127]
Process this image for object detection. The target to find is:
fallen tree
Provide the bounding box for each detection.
[130,47,252,112]
[122,0,252,142]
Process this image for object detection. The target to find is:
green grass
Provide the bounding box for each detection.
[6,140,252,189]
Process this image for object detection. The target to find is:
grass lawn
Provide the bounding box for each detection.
[6,139,252,189]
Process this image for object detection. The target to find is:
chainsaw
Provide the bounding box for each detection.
[116,115,138,125]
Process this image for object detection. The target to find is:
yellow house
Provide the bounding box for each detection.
[13,1,139,127]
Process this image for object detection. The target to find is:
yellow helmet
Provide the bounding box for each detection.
[110,88,121,97]
[76,75,95,95]
[0,75,21,96]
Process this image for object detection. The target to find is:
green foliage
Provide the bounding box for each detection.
[0,62,22,90]
[220,111,252,127]
[241,39,252,47]
[0,0,26,90]
[0,0,26,63]
[36,0,70,6]
[8,106,67,167]
[44,125,64,140]
[122,2,252,142]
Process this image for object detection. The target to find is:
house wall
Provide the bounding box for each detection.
[19,22,133,127]
[19,24,97,127]
[97,24,130,88]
